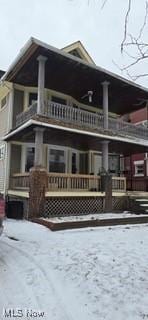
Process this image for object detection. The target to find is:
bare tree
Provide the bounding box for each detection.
[101,0,148,80]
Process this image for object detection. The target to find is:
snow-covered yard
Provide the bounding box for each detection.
[0,219,148,320]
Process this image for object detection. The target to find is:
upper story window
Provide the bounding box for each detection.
[0,145,5,160]
[1,96,7,109]
[29,93,37,107]
[51,96,66,105]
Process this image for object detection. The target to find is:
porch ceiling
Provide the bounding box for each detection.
[3,38,148,115]
[7,122,148,156]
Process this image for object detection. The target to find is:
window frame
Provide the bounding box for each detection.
[48,145,68,173]
[134,160,144,177]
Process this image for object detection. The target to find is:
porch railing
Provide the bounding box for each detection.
[48,173,101,191]
[16,102,37,127]
[10,173,126,193]
[10,173,29,190]
[15,101,148,141]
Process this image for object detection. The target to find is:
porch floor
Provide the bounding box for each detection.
[8,190,128,198]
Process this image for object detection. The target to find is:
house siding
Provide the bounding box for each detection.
[0,86,13,193]
[0,142,6,193]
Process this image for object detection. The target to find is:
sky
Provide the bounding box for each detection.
[0,0,148,86]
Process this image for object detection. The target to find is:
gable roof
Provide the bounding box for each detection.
[1,37,148,115]
[62,40,95,65]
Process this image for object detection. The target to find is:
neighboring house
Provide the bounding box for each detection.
[0,38,148,218]
[123,107,148,191]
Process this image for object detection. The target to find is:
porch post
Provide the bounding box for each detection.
[102,81,110,129]
[28,127,48,219]
[102,140,109,172]
[101,81,112,212]
[37,55,47,114]
[34,127,44,167]
[101,81,110,172]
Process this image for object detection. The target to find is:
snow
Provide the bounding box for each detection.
[42,212,148,223]
[0,219,148,320]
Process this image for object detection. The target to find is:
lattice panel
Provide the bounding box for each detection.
[44,197,104,217]
[112,197,129,211]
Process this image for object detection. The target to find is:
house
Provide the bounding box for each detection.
[123,106,148,191]
[0,38,148,218]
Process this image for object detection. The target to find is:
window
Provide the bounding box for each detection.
[25,147,35,172]
[49,149,65,173]
[109,155,120,174]
[1,96,7,109]
[51,96,66,105]
[29,93,37,107]
[0,145,5,160]
[134,160,144,176]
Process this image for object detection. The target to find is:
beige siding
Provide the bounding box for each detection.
[0,104,9,138]
[0,142,6,193]
[0,84,13,193]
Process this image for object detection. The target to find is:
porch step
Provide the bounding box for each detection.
[129,196,148,214]
[135,199,148,202]
[139,204,148,207]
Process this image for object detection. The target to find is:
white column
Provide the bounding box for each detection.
[102,81,110,129]
[34,128,45,167]
[102,140,109,172]
[37,55,48,114]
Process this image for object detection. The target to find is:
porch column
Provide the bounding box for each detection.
[29,127,48,218]
[102,81,110,129]
[34,127,44,167]
[37,55,48,114]
[102,140,109,172]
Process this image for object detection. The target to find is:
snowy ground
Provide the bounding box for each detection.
[0,219,148,320]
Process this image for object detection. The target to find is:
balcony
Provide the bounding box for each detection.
[15,101,148,141]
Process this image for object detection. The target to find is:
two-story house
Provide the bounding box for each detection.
[0,38,148,218]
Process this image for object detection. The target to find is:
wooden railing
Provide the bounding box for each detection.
[15,101,148,141]
[10,173,126,192]
[10,173,29,190]
[112,177,126,192]
[48,173,101,191]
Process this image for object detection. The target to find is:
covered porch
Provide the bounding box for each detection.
[7,121,147,194]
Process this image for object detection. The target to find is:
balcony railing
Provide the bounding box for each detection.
[11,173,126,193]
[16,102,37,127]
[15,101,148,141]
